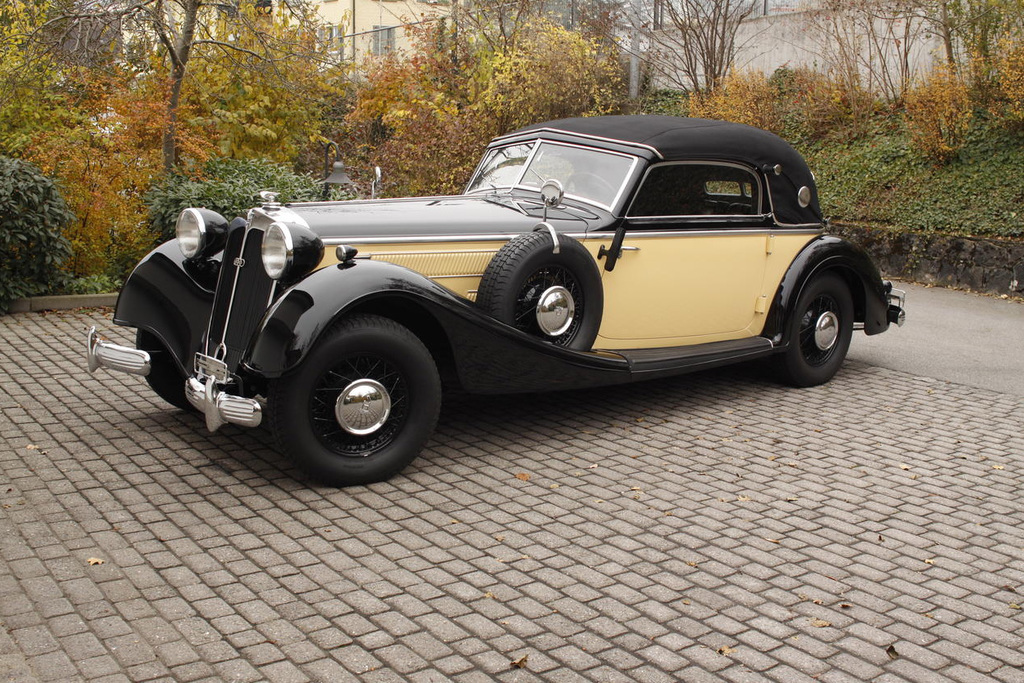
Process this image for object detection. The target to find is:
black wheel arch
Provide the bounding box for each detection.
[763,235,890,349]
[245,259,461,380]
[114,241,217,376]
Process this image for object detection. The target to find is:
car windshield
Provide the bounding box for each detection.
[466,141,637,210]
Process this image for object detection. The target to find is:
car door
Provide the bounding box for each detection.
[594,162,771,348]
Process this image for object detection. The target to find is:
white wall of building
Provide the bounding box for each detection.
[650,5,944,95]
[317,0,449,62]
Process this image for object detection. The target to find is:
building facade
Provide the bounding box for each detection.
[317,0,450,62]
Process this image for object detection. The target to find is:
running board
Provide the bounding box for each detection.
[618,337,775,379]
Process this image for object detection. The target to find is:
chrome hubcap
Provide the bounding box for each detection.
[334,379,391,435]
[535,286,575,336]
[813,311,839,351]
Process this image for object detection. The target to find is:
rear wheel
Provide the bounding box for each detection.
[777,273,854,387]
[268,315,441,487]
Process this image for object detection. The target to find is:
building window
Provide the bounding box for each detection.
[372,25,395,55]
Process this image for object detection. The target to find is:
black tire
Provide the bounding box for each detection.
[136,330,193,411]
[476,231,603,350]
[777,272,854,387]
[268,315,441,487]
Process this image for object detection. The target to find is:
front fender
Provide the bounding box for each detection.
[245,259,469,377]
[113,241,217,375]
[244,259,634,393]
[764,235,890,347]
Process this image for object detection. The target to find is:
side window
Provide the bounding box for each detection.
[628,163,760,218]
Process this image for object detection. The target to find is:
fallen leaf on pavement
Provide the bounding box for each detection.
[810,618,831,628]
[87,557,104,566]
[515,472,530,481]
[510,654,529,669]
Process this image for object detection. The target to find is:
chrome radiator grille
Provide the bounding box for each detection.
[206,227,276,371]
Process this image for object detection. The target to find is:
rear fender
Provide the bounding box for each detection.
[764,236,889,347]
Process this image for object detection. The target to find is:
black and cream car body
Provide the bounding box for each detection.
[88,116,905,486]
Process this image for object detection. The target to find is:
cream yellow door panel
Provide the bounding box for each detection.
[593,231,768,345]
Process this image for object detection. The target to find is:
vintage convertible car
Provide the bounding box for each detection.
[87,116,905,486]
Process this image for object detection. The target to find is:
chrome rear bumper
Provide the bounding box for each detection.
[887,287,907,327]
[87,326,151,376]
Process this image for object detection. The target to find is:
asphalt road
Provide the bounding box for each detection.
[848,281,1024,397]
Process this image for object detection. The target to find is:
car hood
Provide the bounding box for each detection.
[283,195,606,240]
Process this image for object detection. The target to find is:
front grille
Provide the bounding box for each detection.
[206,227,276,372]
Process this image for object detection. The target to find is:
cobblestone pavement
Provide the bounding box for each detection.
[1,308,1022,683]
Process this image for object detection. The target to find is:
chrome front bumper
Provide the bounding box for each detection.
[87,326,261,432]
[185,376,262,432]
[87,326,151,375]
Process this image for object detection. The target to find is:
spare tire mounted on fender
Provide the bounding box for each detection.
[476,231,603,350]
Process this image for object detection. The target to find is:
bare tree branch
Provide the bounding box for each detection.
[646,0,758,93]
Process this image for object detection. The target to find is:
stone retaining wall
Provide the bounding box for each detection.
[834,224,1024,296]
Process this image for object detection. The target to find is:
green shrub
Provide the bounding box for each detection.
[807,119,1024,238]
[145,157,337,241]
[57,274,121,295]
[0,157,74,313]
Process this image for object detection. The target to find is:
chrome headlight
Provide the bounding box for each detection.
[176,208,228,260]
[262,222,292,279]
[261,221,323,281]
[176,208,205,259]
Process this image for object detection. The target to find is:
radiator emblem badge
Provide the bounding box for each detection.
[233,257,246,268]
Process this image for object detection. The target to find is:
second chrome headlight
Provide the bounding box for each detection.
[261,221,323,281]
[261,222,292,279]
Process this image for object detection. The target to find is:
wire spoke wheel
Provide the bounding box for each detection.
[797,293,841,367]
[309,354,409,457]
[268,315,441,487]
[476,231,603,351]
[777,273,853,387]
[512,265,584,346]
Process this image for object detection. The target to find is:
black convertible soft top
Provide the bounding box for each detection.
[507,115,822,227]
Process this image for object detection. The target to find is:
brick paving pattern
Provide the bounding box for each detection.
[1,308,1022,682]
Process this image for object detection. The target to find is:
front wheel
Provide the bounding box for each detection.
[777,273,854,387]
[137,330,193,411]
[268,315,441,487]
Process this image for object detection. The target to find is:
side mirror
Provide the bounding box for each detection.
[540,179,563,222]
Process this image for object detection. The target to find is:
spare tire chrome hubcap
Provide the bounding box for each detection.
[535,286,575,336]
[335,379,391,435]
[813,311,839,351]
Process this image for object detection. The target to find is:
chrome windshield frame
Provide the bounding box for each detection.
[465,140,640,213]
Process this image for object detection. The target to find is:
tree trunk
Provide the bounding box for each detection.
[161,0,200,171]
[939,0,956,67]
